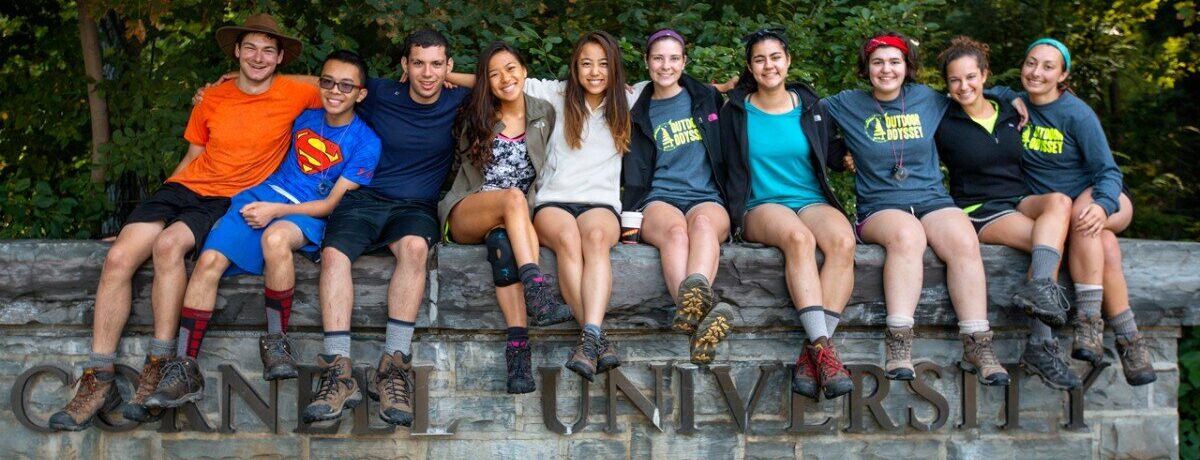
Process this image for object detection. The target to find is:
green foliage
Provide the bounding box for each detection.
[1182,327,1200,459]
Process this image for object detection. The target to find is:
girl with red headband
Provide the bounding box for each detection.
[822,31,1008,385]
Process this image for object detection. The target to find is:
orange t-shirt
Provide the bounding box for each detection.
[168,76,322,197]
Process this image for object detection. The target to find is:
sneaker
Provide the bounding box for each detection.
[884,326,915,381]
[673,273,715,335]
[47,368,119,431]
[791,342,819,399]
[370,352,414,426]
[1020,339,1081,390]
[959,331,1010,386]
[302,354,361,423]
[524,276,573,326]
[811,337,853,398]
[565,332,601,381]
[144,357,205,408]
[595,332,621,374]
[259,333,299,381]
[1115,334,1157,386]
[506,341,535,394]
[689,302,735,365]
[1071,314,1105,365]
[121,355,167,422]
[1012,278,1068,327]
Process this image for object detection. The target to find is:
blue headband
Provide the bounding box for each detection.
[1027,38,1071,71]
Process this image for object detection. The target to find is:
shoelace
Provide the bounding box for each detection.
[507,345,532,379]
[1040,342,1073,374]
[1032,281,1063,311]
[314,365,348,401]
[378,363,413,407]
[971,336,1002,367]
[264,336,292,361]
[815,347,845,376]
[886,330,912,359]
[159,360,193,390]
[133,360,163,398]
[65,373,100,412]
[527,282,557,315]
[579,333,602,360]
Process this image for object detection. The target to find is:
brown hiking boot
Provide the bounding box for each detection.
[370,352,414,426]
[259,333,299,381]
[884,326,915,380]
[812,337,853,398]
[959,331,1010,386]
[791,342,819,399]
[565,331,601,382]
[595,332,621,374]
[302,354,361,423]
[1071,314,1105,365]
[1116,334,1157,386]
[672,273,714,334]
[144,357,205,408]
[689,302,735,365]
[122,355,166,422]
[48,368,119,431]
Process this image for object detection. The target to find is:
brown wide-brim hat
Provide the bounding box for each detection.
[215,13,303,67]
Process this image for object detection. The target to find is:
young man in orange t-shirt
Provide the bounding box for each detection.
[49,14,321,431]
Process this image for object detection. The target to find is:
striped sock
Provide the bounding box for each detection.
[824,310,842,336]
[323,331,351,357]
[797,306,828,342]
[1074,284,1103,318]
[1107,309,1139,341]
[264,287,294,334]
[386,318,415,357]
[177,307,213,359]
[507,327,529,348]
[149,338,176,358]
[1029,245,1061,281]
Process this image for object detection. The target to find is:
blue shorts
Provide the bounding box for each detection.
[202,184,325,276]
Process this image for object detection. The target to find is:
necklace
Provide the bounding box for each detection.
[872,88,908,182]
[317,116,351,196]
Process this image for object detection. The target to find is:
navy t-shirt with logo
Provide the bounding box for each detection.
[644,90,720,205]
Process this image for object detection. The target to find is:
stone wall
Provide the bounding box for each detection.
[0,239,1196,459]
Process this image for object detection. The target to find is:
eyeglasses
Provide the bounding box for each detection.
[743,28,787,44]
[318,77,364,93]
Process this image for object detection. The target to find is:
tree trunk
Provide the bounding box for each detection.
[77,2,110,185]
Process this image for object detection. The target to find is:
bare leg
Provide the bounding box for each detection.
[684,203,730,283]
[449,189,540,264]
[387,236,429,322]
[319,247,355,333]
[535,208,583,322]
[150,222,197,342]
[496,284,527,327]
[921,209,988,322]
[744,204,823,309]
[797,205,856,313]
[91,222,164,354]
[261,221,307,291]
[180,250,231,312]
[640,202,689,303]
[575,209,619,326]
[859,210,926,319]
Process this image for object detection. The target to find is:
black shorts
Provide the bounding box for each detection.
[322,189,439,262]
[962,196,1024,233]
[533,202,619,220]
[640,197,724,215]
[124,182,230,249]
[854,198,959,240]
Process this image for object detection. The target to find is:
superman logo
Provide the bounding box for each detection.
[295,128,343,174]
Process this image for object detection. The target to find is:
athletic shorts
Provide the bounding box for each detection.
[639,197,724,215]
[962,196,1024,234]
[854,198,959,240]
[201,184,325,276]
[322,189,439,262]
[125,182,231,250]
[533,202,619,220]
[747,200,829,215]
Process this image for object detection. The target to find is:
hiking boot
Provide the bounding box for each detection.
[689,302,735,365]
[144,357,205,408]
[302,354,361,423]
[595,332,621,374]
[370,352,414,426]
[1020,339,1081,390]
[1071,313,1105,365]
[47,368,119,431]
[506,340,535,394]
[259,333,299,381]
[122,355,166,422]
[885,326,915,381]
[524,276,573,326]
[791,342,819,399]
[673,273,715,335]
[811,337,853,398]
[959,331,1010,386]
[1012,278,1068,327]
[565,331,601,381]
[1116,334,1157,386]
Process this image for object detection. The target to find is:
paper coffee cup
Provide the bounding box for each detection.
[620,211,643,244]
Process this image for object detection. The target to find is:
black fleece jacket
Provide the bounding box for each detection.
[622,74,726,211]
[719,82,847,233]
[934,95,1029,206]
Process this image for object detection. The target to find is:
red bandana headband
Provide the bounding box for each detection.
[865,36,909,55]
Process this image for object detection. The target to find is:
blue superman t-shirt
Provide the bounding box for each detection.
[262,109,381,201]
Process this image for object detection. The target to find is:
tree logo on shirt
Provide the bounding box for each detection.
[864,113,924,143]
[654,118,703,153]
[295,128,344,174]
[1021,125,1064,155]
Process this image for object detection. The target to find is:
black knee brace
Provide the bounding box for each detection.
[485,228,520,287]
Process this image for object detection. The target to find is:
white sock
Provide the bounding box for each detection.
[958,319,990,335]
[885,315,915,328]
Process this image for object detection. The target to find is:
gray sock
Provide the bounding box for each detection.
[1030,245,1061,281]
[149,338,176,358]
[323,331,351,357]
[582,323,602,338]
[1107,309,1138,340]
[824,310,842,336]
[1028,317,1055,344]
[85,352,115,370]
[1074,284,1103,318]
[797,306,828,342]
[386,318,415,356]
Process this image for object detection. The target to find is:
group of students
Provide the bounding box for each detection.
[49,13,1155,433]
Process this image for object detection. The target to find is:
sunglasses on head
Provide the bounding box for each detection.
[743,28,787,45]
[318,77,364,93]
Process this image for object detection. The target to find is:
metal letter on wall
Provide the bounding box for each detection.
[10,365,70,433]
[219,365,278,434]
[156,403,214,433]
[1065,362,1109,431]
[408,365,459,436]
[675,363,698,435]
[710,363,779,434]
[846,364,898,432]
[1001,363,1022,431]
[605,364,666,433]
[351,366,398,436]
[95,364,142,433]
[907,362,949,431]
[540,366,589,435]
[785,364,836,434]
[959,361,979,429]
